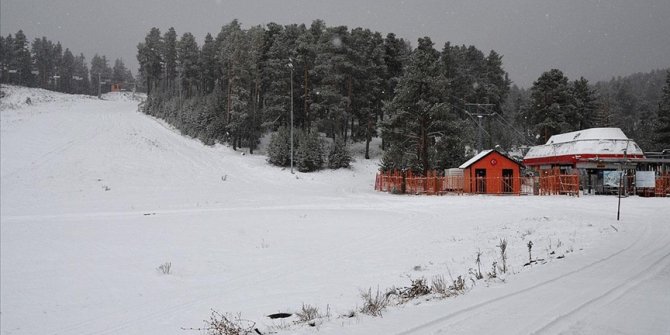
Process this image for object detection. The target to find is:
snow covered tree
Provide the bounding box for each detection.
[32,37,55,88]
[382,37,450,174]
[163,27,178,90]
[90,54,112,95]
[570,77,598,130]
[217,20,252,149]
[261,23,296,130]
[528,69,574,143]
[60,48,75,93]
[295,129,324,172]
[112,58,129,84]
[13,31,34,86]
[199,33,218,94]
[657,71,670,150]
[312,25,351,141]
[177,32,200,98]
[267,126,292,167]
[137,27,163,94]
[0,35,13,83]
[327,138,352,169]
[72,53,90,94]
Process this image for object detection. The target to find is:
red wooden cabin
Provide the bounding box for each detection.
[460,149,523,194]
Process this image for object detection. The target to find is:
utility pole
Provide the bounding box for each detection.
[464,103,495,152]
[288,59,294,174]
[98,72,102,98]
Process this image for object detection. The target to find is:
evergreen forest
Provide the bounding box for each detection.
[2,22,669,174]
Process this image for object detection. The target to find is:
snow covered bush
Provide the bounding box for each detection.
[267,126,291,167]
[294,130,324,172]
[327,138,352,169]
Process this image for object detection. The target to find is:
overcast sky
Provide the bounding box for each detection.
[2,0,669,87]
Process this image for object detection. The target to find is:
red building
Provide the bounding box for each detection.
[460,149,523,194]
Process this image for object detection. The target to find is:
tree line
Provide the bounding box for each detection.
[136,20,515,173]
[136,20,670,173]
[0,30,134,96]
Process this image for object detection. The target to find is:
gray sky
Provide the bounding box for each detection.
[2,0,669,87]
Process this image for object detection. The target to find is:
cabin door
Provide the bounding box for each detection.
[475,169,486,193]
[502,169,513,193]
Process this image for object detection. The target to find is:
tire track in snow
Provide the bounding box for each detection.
[528,250,670,335]
[395,221,660,335]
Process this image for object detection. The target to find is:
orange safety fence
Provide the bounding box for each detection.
[375,170,579,196]
[656,175,670,197]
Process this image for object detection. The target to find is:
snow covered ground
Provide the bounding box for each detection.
[1,85,669,335]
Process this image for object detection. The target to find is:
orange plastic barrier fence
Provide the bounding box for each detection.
[656,175,670,197]
[375,170,579,196]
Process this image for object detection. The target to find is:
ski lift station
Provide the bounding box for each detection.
[523,127,669,195]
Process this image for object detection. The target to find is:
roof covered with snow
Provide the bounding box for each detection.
[459,150,493,169]
[545,128,629,145]
[524,128,645,163]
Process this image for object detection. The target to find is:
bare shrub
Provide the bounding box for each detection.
[182,310,256,335]
[475,251,484,280]
[431,275,450,297]
[449,276,466,294]
[157,261,172,275]
[295,304,322,323]
[487,261,498,279]
[360,287,389,317]
[498,239,508,273]
[399,277,431,300]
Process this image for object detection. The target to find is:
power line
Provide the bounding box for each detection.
[464,103,495,152]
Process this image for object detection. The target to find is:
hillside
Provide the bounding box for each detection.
[1,85,669,335]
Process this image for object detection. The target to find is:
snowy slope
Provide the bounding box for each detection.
[1,85,669,335]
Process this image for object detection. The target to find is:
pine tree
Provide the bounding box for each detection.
[90,54,112,96]
[0,35,13,83]
[350,28,386,159]
[217,20,252,149]
[73,53,90,94]
[313,25,351,140]
[657,71,670,150]
[244,25,265,154]
[112,58,128,84]
[382,37,449,174]
[177,32,200,97]
[199,33,218,94]
[32,37,54,88]
[13,31,34,86]
[163,27,178,90]
[327,138,352,169]
[137,27,163,94]
[52,42,63,91]
[60,48,75,93]
[267,126,292,167]
[570,77,598,130]
[529,69,574,143]
[261,23,293,130]
[295,129,324,172]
